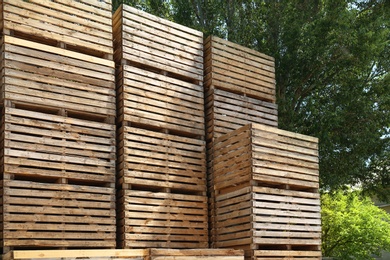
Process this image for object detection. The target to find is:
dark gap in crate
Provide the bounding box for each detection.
[126,184,205,196]
[205,85,275,104]
[11,173,114,188]
[257,245,290,250]
[292,245,320,251]
[124,60,200,85]
[6,31,111,60]
[122,121,203,140]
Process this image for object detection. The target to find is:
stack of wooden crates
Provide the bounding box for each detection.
[0,0,117,253]
[205,37,322,259]
[113,5,208,249]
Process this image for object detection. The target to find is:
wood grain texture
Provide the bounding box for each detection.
[118,190,208,249]
[0,36,115,117]
[2,179,116,249]
[117,65,204,137]
[113,5,203,83]
[204,36,275,102]
[3,107,116,184]
[118,126,206,192]
[1,0,113,57]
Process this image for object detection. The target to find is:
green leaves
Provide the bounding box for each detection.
[322,190,390,259]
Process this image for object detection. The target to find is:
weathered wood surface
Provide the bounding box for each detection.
[117,66,204,137]
[118,190,208,249]
[213,186,321,254]
[1,0,113,58]
[204,36,275,102]
[254,249,321,260]
[3,107,116,184]
[150,248,244,260]
[0,36,116,117]
[2,249,148,260]
[205,88,277,142]
[113,5,203,83]
[213,124,319,192]
[118,127,206,192]
[2,179,116,250]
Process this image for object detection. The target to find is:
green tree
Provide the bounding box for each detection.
[111,1,390,199]
[321,190,390,259]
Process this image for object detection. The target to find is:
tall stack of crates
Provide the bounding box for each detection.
[204,36,278,246]
[0,0,117,253]
[204,37,322,259]
[113,5,208,249]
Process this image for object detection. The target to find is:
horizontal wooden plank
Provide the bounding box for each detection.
[3,0,113,56]
[4,249,149,260]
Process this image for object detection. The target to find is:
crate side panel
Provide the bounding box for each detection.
[2,0,113,57]
[119,126,206,192]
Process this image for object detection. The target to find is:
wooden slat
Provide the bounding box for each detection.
[118,126,206,192]
[1,36,115,117]
[254,250,321,260]
[3,249,149,260]
[2,179,116,249]
[2,0,113,57]
[113,5,203,82]
[118,190,208,249]
[118,65,204,137]
[150,249,244,260]
[3,107,116,184]
[204,36,275,102]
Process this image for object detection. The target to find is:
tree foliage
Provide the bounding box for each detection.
[321,190,390,259]
[112,0,390,199]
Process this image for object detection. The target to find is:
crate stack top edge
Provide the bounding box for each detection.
[1,0,114,59]
[204,36,276,103]
[113,4,204,84]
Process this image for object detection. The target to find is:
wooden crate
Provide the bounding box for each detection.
[213,123,319,193]
[150,248,244,260]
[1,179,116,251]
[2,249,149,260]
[1,0,113,58]
[117,66,204,137]
[118,126,206,193]
[204,36,275,103]
[205,88,278,142]
[113,5,203,83]
[0,36,116,118]
[213,186,321,259]
[118,189,208,249]
[2,107,116,184]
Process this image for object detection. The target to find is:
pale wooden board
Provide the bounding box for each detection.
[3,107,116,184]
[118,126,206,192]
[205,88,278,142]
[2,179,116,249]
[117,65,204,137]
[2,0,113,57]
[118,190,208,249]
[113,5,203,82]
[1,36,115,117]
[3,249,149,260]
[204,36,275,102]
[254,250,321,259]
